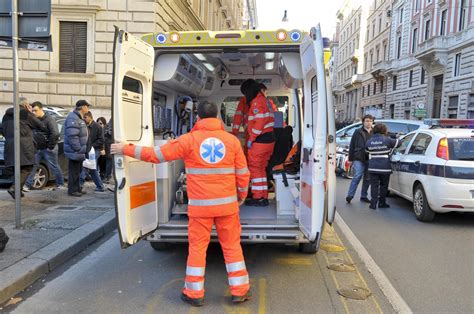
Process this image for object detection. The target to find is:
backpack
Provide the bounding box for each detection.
[0,227,9,252]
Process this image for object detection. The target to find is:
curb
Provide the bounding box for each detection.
[0,210,116,305]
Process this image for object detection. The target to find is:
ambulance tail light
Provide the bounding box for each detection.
[436,137,449,160]
[277,31,287,41]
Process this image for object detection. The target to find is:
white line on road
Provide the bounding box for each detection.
[334,212,413,314]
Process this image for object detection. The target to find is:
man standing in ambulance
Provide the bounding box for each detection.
[231,79,254,136]
[245,81,275,207]
[111,102,251,307]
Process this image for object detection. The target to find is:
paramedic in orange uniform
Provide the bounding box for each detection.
[111,102,251,307]
[245,81,275,207]
[231,79,255,136]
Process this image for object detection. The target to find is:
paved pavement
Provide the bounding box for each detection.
[1,224,395,313]
[336,177,474,313]
[0,183,116,305]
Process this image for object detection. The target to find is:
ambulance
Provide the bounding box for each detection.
[112,25,337,254]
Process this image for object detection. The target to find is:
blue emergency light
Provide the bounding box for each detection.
[156,33,167,44]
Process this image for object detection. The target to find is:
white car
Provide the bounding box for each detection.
[390,121,474,222]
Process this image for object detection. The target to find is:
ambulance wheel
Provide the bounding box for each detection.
[299,241,318,254]
[413,184,435,222]
[150,242,171,251]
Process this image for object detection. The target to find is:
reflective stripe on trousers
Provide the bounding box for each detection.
[188,195,237,206]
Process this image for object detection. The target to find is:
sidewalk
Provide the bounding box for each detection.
[0,182,116,305]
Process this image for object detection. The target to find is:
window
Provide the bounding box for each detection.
[380,80,384,93]
[384,122,409,137]
[122,76,144,141]
[459,0,467,31]
[397,35,402,59]
[409,70,414,87]
[376,48,380,62]
[424,19,431,40]
[399,8,404,23]
[440,10,447,35]
[448,95,459,118]
[468,94,474,118]
[454,53,462,76]
[415,0,420,12]
[383,43,387,60]
[393,75,398,91]
[421,67,425,84]
[396,133,415,154]
[59,21,87,73]
[368,84,371,96]
[374,82,377,94]
[362,86,365,97]
[366,28,370,43]
[372,23,376,38]
[389,104,395,118]
[364,54,368,71]
[408,133,432,155]
[448,138,474,160]
[412,28,418,53]
[379,16,382,33]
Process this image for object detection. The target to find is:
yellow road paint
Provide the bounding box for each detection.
[258,278,267,314]
[320,243,346,252]
[275,257,313,266]
[322,252,351,314]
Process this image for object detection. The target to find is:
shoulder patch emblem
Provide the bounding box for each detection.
[253,108,259,114]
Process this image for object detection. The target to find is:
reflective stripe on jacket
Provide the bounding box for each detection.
[247,92,275,143]
[123,118,250,218]
[366,134,398,174]
[231,96,248,135]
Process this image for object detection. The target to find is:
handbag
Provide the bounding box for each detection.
[82,148,97,170]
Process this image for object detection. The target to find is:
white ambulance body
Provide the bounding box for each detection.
[113,26,336,254]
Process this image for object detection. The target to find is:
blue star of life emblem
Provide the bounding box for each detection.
[200,137,226,164]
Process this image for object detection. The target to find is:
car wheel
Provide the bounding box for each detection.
[299,240,318,254]
[345,164,355,179]
[413,184,435,222]
[32,165,49,189]
[149,242,171,251]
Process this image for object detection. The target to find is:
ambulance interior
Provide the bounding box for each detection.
[148,47,304,227]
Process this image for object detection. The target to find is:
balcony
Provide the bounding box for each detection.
[415,36,449,74]
[371,61,390,79]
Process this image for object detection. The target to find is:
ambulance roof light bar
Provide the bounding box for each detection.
[424,119,474,128]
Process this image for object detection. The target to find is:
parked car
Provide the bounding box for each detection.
[389,120,474,222]
[0,118,68,189]
[43,106,70,118]
[336,119,428,178]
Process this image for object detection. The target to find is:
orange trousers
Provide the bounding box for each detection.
[247,142,275,199]
[183,213,250,299]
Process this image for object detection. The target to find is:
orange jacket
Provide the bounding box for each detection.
[123,118,250,218]
[247,92,275,143]
[231,97,249,135]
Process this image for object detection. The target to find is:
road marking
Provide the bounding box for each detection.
[335,212,413,314]
[274,257,313,265]
[322,251,351,314]
[258,278,267,314]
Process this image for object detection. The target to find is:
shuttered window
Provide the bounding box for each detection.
[59,21,87,73]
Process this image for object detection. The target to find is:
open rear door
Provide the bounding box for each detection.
[324,47,337,225]
[112,29,157,248]
[298,25,328,242]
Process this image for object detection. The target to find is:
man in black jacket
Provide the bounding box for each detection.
[80,111,105,192]
[346,114,374,204]
[1,97,46,199]
[24,102,65,190]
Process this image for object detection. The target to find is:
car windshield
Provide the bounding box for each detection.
[448,138,474,161]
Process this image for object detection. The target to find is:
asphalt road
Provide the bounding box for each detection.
[3,224,394,313]
[336,177,474,313]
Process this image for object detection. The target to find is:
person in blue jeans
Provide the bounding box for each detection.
[346,114,374,204]
[25,102,65,191]
[80,111,105,192]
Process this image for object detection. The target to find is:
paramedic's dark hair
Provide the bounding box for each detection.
[197,102,218,119]
[240,79,254,95]
[31,101,43,109]
[244,79,261,106]
[258,83,267,91]
[373,123,387,135]
[362,114,375,122]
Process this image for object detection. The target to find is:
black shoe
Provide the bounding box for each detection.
[232,290,252,303]
[369,204,377,210]
[346,196,352,204]
[360,197,371,203]
[7,190,24,199]
[245,198,258,206]
[378,203,390,208]
[256,198,269,207]
[68,192,82,197]
[180,293,204,307]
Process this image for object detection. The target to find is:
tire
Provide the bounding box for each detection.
[149,241,171,251]
[32,165,49,190]
[413,184,436,222]
[299,241,318,254]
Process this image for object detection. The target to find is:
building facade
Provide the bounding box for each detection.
[0,0,247,118]
[359,0,392,119]
[333,0,370,123]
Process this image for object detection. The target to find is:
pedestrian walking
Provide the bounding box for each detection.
[24,101,65,191]
[346,114,374,204]
[96,117,107,181]
[103,118,113,183]
[111,102,251,307]
[64,100,89,197]
[1,97,46,199]
[80,112,105,192]
[366,123,399,210]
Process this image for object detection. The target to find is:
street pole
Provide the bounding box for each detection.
[12,0,21,228]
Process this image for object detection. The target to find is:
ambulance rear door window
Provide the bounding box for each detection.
[121,76,144,141]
